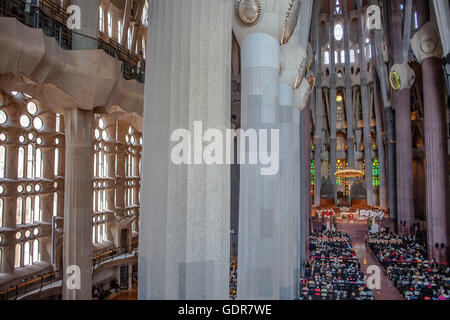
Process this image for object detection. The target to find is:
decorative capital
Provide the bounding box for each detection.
[411,22,443,63]
[389,63,415,90]
[232,0,295,45]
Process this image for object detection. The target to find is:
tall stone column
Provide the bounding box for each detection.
[62,108,93,300]
[412,22,449,262]
[343,0,354,171]
[234,0,296,300]
[328,0,337,204]
[278,39,305,299]
[371,0,396,215]
[312,0,323,208]
[71,0,100,50]
[390,63,415,234]
[138,0,232,300]
[357,0,373,205]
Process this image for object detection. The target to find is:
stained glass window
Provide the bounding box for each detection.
[373,158,380,187]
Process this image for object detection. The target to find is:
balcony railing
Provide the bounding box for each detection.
[0,241,138,300]
[0,0,145,83]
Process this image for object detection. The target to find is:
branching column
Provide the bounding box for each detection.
[412,22,449,262]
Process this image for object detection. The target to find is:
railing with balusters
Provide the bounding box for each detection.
[0,241,138,300]
[0,0,145,83]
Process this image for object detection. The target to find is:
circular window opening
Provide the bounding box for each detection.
[34,184,41,192]
[17,185,24,192]
[94,129,101,140]
[28,133,34,140]
[33,117,43,130]
[0,110,7,125]
[20,115,31,128]
[36,137,43,145]
[19,135,25,143]
[0,185,4,194]
[27,102,38,115]
[25,230,31,238]
[334,24,343,41]
[26,185,32,192]
[101,130,108,140]
[16,232,22,240]
[33,228,39,236]
[99,118,106,129]
[0,133,6,141]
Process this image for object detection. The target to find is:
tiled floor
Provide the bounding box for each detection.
[336,220,405,300]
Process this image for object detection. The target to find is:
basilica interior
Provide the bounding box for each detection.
[0,0,449,301]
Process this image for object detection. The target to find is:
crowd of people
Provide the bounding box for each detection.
[368,232,450,300]
[229,260,237,300]
[299,230,374,300]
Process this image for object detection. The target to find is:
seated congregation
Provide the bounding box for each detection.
[367,232,450,300]
[299,230,374,300]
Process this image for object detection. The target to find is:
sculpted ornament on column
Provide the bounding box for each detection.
[389,63,415,91]
[411,22,443,63]
[233,0,299,44]
[294,75,315,111]
[280,35,306,88]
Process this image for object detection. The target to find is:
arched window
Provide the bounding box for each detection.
[15,244,21,268]
[99,6,104,32]
[373,159,380,187]
[142,0,149,26]
[16,197,23,225]
[53,192,58,217]
[32,239,39,263]
[324,51,330,65]
[54,148,59,176]
[35,148,42,178]
[23,241,30,266]
[340,50,345,64]
[350,50,355,63]
[34,196,40,222]
[0,198,4,228]
[118,20,122,41]
[127,27,132,50]
[107,11,112,37]
[0,145,5,178]
[25,196,32,224]
[18,147,25,178]
[26,144,34,179]
[142,37,146,59]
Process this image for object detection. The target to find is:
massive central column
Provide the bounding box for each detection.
[412,22,449,263]
[234,0,295,300]
[391,63,415,234]
[62,108,93,300]
[138,0,232,300]
[279,32,307,299]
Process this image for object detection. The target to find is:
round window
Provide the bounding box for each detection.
[27,102,38,115]
[0,110,7,125]
[20,115,31,128]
